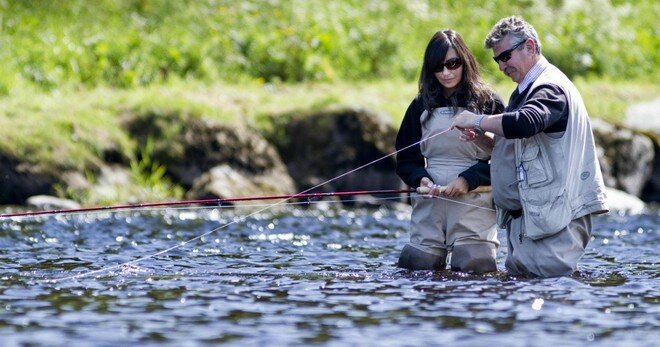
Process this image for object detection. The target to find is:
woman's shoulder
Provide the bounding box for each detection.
[487,91,505,114]
[406,94,427,112]
[489,90,504,102]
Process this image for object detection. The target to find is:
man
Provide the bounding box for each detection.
[451,16,608,277]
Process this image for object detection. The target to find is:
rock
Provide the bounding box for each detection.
[641,144,660,201]
[603,187,646,214]
[59,164,138,204]
[592,118,654,197]
[124,113,288,185]
[0,156,57,204]
[61,171,91,192]
[265,107,405,204]
[91,164,135,202]
[625,98,660,134]
[186,164,295,204]
[26,195,81,210]
[624,98,660,201]
[122,111,295,200]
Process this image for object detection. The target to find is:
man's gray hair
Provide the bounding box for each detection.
[484,16,541,54]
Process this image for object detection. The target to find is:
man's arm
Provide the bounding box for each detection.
[453,84,568,138]
[501,84,568,138]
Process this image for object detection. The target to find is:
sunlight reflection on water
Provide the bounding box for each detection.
[0,204,657,346]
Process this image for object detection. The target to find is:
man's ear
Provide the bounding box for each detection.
[525,39,537,55]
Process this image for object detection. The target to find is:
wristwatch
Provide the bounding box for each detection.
[474,115,485,134]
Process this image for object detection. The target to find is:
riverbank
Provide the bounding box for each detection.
[1,79,658,206]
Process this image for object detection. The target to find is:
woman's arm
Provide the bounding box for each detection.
[395,97,431,187]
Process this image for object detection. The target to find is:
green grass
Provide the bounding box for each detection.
[1,0,658,93]
[574,78,660,125]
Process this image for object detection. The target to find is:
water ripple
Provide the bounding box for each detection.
[0,206,657,346]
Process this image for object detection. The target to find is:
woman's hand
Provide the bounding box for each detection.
[442,177,469,197]
[458,128,480,142]
[417,177,469,197]
[458,129,494,153]
[416,177,443,196]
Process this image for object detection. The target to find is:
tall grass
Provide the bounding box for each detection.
[1,0,657,94]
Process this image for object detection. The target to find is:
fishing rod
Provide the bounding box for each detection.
[33,126,494,283]
[0,188,416,219]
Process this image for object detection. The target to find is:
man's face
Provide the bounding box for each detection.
[491,35,530,84]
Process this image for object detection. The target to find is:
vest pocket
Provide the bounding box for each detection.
[523,186,571,240]
[520,140,554,188]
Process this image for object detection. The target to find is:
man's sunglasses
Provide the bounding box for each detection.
[492,39,526,63]
[434,57,463,72]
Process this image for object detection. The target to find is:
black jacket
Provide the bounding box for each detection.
[502,83,569,138]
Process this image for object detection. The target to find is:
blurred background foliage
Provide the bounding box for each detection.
[0,0,657,94]
[0,0,657,204]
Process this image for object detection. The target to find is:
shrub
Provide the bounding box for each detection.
[0,0,656,93]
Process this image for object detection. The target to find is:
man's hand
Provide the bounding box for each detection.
[451,110,478,130]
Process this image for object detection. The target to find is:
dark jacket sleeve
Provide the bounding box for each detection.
[457,93,504,191]
[395,97,430,187]
[502,84,569,139]
[458,159,491,190]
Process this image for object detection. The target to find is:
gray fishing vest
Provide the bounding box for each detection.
[498,63,609,240]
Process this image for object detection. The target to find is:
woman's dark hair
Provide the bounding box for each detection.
[418,29,495,116]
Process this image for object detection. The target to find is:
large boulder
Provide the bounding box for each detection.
[591,119,654,197]
[265,107,404,202]
[26,195,81,211]
[624,98,660,201]
[122,111,294,200]
[185,163,294,205]
[0,155,58,205]
[624,98,660,134]
[604,187,646,215]
[641,142,660,201]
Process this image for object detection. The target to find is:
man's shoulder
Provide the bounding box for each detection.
[535,63,573,88]
[529,83,565,95]
[526,70,569,102]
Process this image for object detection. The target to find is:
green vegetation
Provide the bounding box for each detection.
[0,0,657,204]
[1,0,657,92]
[2,79,656,163]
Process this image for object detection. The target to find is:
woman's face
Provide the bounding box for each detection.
[434,47,463,97]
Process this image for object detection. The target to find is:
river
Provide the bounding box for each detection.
[0,201,657,346]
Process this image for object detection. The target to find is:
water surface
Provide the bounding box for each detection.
[0,203,657,346]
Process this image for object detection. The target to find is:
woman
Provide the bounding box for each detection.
[395,29,504,273]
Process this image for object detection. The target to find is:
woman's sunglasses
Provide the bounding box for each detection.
[434,57,463,72]
[492,40,526,63]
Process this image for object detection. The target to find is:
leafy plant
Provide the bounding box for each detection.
[1,0,656,94]
[128,136,184,202]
